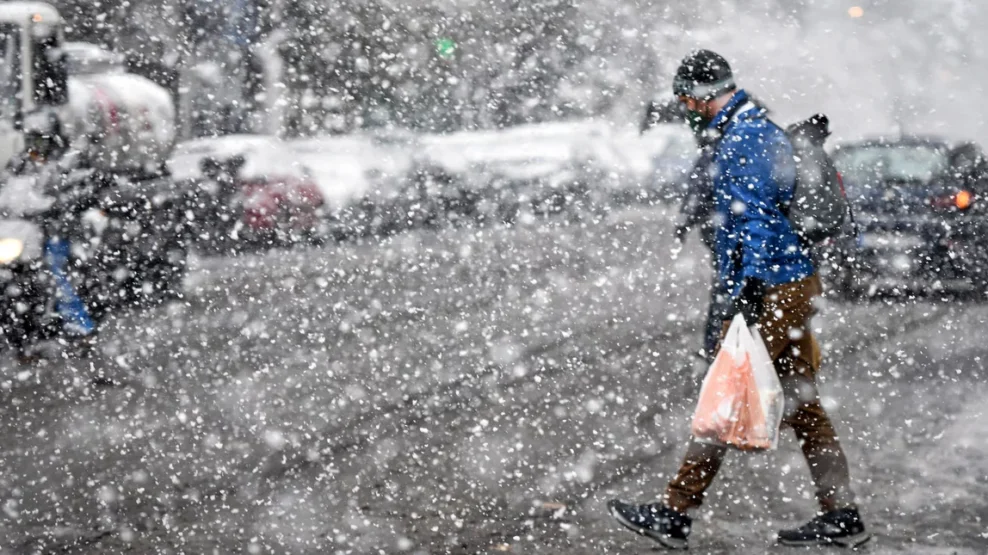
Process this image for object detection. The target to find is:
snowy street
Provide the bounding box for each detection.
[1,1,987,553]
[0,206,984,554]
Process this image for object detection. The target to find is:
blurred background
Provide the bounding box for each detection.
[48,0,988,143]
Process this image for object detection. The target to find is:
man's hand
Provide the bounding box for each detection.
[733,278,766,324]
[673,224,690,244]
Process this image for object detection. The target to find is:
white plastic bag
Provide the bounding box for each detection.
[691,313,785,451]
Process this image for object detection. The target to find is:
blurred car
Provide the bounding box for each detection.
[303,120,698,238]
[168,135,329,250]
[419,121,592,223]
[0,162,189,354]
[288,133,421,239]
[827,136,988,297]
[577,123,698,206]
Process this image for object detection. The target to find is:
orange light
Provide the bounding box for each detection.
[31,13,43,23]
[848,6,864,18]
[955,190,973,210]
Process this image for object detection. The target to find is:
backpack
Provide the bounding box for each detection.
[781,114,851,244]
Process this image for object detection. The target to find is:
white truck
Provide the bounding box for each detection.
[0,2,175,173]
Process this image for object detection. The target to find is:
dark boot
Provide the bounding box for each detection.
[777,508,871,548]
[607,500,691,550]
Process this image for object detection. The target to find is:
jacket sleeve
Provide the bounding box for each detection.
[678,148,715,227]
[722,131,780,283]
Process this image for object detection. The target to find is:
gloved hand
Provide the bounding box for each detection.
[732,278,766,324]
[673,223,690,244]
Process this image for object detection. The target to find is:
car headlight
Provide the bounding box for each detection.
[0,238,24,264]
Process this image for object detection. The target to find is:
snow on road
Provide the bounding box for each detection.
[0,206,984,553]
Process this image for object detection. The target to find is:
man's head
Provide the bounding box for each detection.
[673,49,737,132]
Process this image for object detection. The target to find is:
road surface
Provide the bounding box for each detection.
[0,206,984,554]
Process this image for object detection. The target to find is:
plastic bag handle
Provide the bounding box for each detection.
[721,313,747,356]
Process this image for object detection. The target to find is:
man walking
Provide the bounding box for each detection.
[608,50,870,549]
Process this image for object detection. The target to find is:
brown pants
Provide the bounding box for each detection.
[664,275,856,513]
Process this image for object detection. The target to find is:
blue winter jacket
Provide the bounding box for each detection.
[707,90,814,298]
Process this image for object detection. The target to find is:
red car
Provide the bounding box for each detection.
[240,174,326,240]
[169,135,330,248]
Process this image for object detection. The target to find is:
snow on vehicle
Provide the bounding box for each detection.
[290,131,464,239]
[168,135,329,249]
[0,3,188,355]
[64,49,176,175]
[0,157,189,355]
[633,122,701,202]
[416,120,698,223]
[0,3,176,173]
[415,121,600,224]
[557,122,698,211]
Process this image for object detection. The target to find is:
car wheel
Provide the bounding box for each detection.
[971,273,988,302]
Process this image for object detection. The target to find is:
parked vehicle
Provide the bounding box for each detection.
[305,121,698,239]
[0,4,176,173]
[0,3,191,357]
[168,135,330,251]
[827,136,988,297]
[0,156,188,355]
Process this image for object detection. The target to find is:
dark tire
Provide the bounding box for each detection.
[157,246,189,300]
[134,237,188,303]
[971,274,988,302]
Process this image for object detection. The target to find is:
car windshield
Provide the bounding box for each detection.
[834,144,948,194]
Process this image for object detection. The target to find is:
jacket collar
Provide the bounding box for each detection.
[699,89,760,146]
[708,89,751,131]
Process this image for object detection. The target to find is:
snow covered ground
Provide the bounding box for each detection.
[0,202,983,553]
